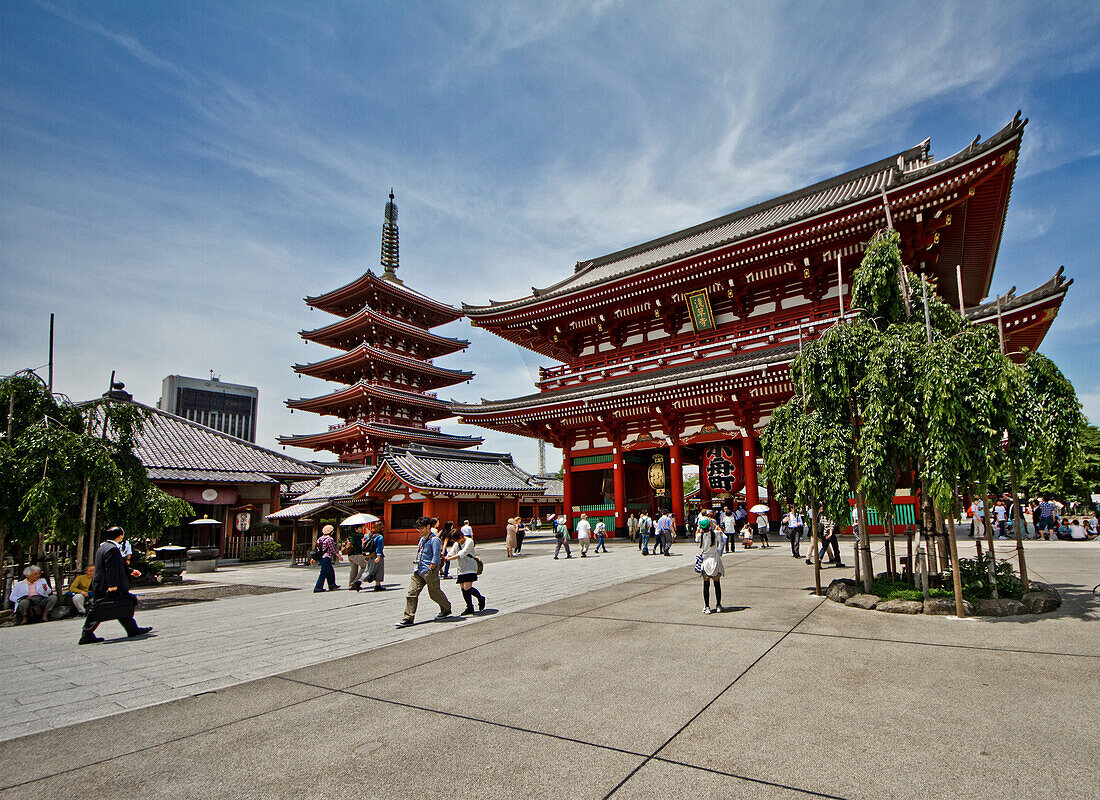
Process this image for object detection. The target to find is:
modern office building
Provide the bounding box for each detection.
[158,375,259,442]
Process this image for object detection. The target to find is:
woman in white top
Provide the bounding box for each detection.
[444,529,484,615]
[695,517,726,614]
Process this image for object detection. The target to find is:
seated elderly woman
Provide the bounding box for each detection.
[9,566,57,624]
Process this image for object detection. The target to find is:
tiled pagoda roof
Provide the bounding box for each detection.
[278,419,482,450]
[464,115,1025,318]
[306,269,461,323]
[299,304,469,355]
[293,342,474,387]
[287,380,452,419]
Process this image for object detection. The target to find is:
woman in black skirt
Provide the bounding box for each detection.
[444,528,484,615]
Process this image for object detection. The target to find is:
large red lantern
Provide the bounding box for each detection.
[702,442,743,496]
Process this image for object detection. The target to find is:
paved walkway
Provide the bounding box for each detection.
[0,535,686,740]
[1,539,1097,799]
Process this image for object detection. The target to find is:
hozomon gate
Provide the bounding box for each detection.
[454,114,1071,536]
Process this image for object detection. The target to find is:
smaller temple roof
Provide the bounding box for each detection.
[377,444,543,494]
[295,467,377,502]
[83,400,322,484]
[965,267,1072,323]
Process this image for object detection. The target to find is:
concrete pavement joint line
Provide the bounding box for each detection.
[790,629,1100,659]
[601,598,829,800]
[0,690,337,792]
[277,674,652,760]
[651,756,854,800]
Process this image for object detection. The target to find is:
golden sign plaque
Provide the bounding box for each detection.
[685,289,716,332]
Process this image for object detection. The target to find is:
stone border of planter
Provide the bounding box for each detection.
[824,578,1062,617]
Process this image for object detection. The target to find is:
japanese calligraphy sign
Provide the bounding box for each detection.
[685,289,716,332]
[702,442,742,496]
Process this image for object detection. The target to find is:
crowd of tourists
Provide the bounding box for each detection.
[966,494,1098,541]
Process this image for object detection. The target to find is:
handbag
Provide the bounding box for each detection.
[308,546,323,562]
[473,556,484,575]
[694,552,704,573]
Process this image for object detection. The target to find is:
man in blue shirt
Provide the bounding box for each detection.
[395,517,453,628]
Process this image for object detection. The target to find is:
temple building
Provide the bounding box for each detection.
[278,192,482,463]
[454,114,1071,536]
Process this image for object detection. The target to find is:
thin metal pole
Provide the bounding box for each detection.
[101,370,115,439]
[48,313,54,393]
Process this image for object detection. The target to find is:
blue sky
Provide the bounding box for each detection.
[3,0,1099,473]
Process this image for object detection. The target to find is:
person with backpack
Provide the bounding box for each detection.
[553,516,572,559]
[593,519,608,553]
[444,527,485,615]
[345,526,368,591]
[639,512,653,555]
[362,522,386,591]
[311,525,341,593]
[695,516,726,614]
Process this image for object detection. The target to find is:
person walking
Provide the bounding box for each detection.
[438,521,455,578]
[444,527,485,615]
[553,516,573,559]
[362,523,386,591]
[311,525,341,592]
[395,517,453,628]
[815,517,845,566]
[695,516,726,614]
[784,507,805,558]
[756,510,771,548]
[505,517,518,558]
[79,526,151,644]
[515,518,527,554]
[657,512,674,556]
[345,525,368,591]
[593,519,608,553]
[722,509,738,554]
[576,514,592,557]
[639,511,652,555]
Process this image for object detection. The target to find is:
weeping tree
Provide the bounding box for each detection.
[763,230,1084,613]
[1,373,192,578]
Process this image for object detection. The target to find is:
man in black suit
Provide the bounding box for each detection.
[79,526,152,645]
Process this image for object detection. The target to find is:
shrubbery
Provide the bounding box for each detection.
[867,555,1023,603]
[240,541,284,561]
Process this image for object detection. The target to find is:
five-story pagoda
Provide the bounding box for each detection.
[279,192,482,464]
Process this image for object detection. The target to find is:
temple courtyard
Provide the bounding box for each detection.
[1,536,1097,799]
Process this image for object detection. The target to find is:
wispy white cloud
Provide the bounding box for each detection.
[5,0,1100,474]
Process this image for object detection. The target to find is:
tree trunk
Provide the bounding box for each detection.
[886,511,897,579]
[945,513,967,617]
[854,491,873,593]
[76,477,90,570]
[1008,462,1029,590]
[932,505,948,573]
[87,493,99,566]
[978,481,999,599]
[810,500,821,596]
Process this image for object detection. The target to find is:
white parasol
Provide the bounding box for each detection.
[188,516,221,525]
[340,513,380,526]
[749,504,770,514]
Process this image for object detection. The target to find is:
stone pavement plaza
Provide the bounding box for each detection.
[1,536,1097,799]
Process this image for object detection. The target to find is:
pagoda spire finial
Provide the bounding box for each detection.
[381,189,402,284]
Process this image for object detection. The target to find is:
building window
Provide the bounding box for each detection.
[457,501,495,526]
[390,502,423,529]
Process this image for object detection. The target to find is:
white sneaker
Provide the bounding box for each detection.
[715,604,724,613]
[702,606,712,614]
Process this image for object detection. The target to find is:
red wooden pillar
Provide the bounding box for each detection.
[612,440,626,538]
[563,443,574,529]
[767,481,781,522]
[670,440,685,534]
[743,434,760,523]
